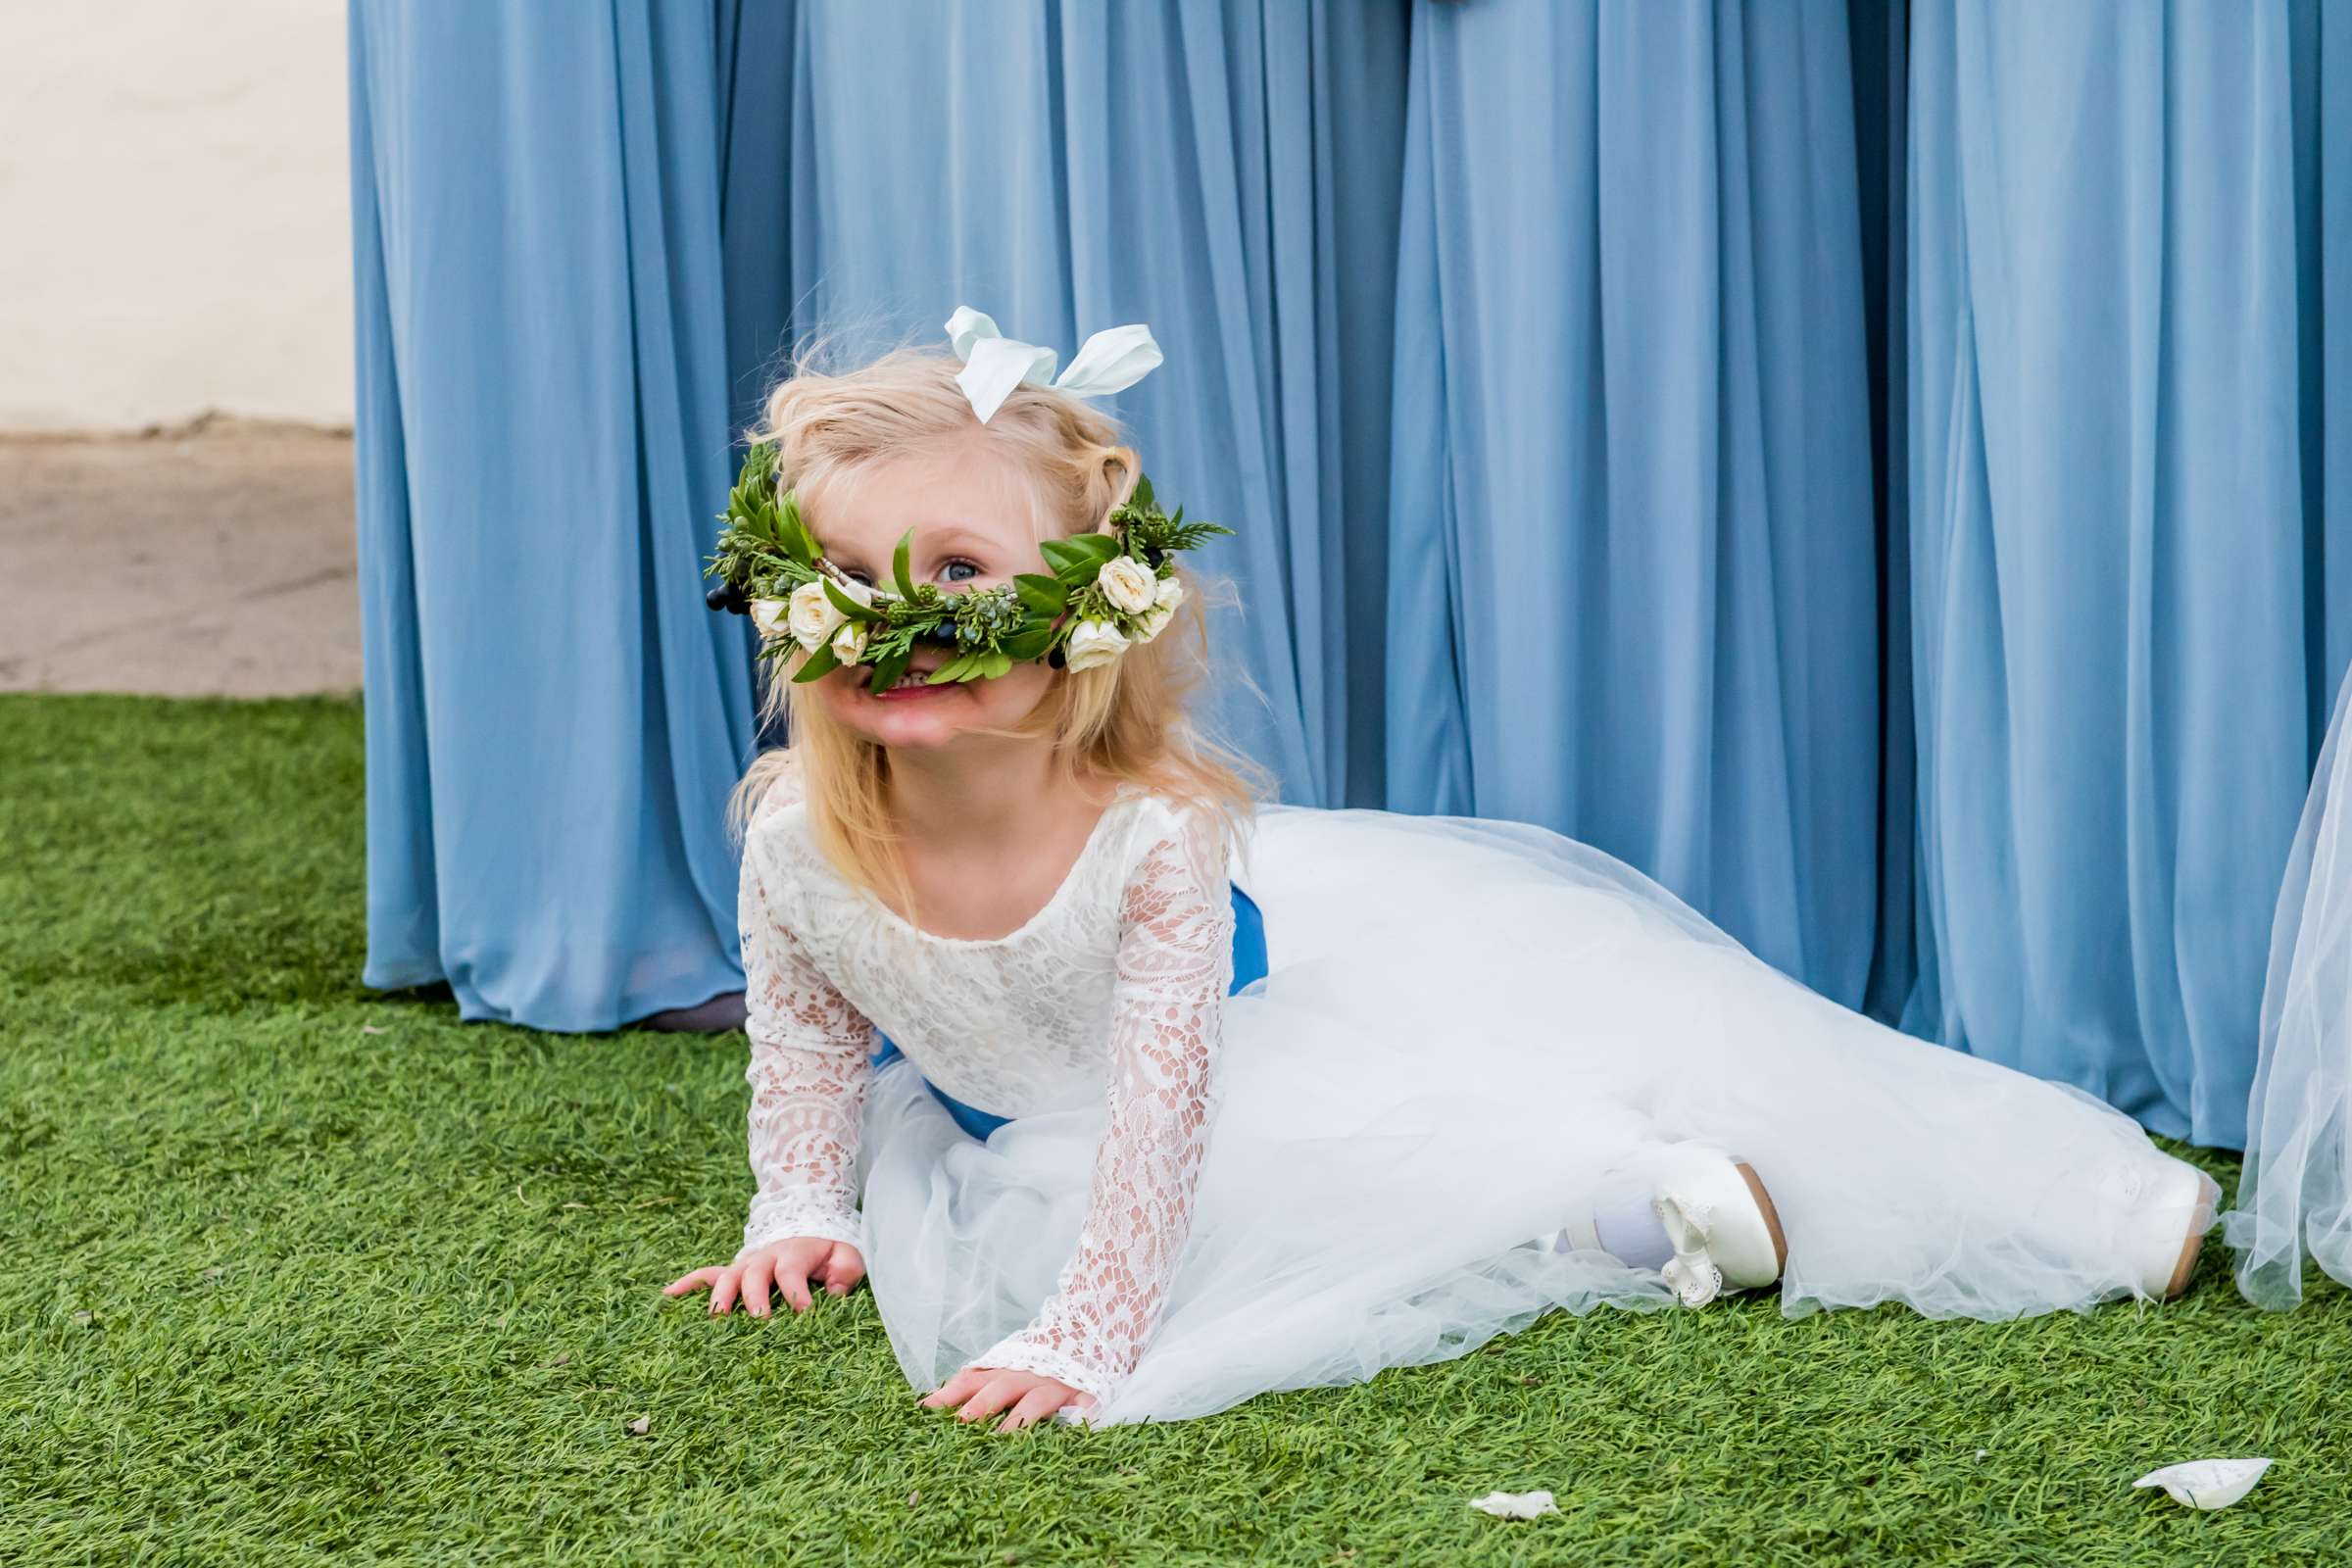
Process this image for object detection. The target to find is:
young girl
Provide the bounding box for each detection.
[665,311,2217,1432]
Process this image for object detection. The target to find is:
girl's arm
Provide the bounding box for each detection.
[970,800,1236,1403]
[738,785,876,1255]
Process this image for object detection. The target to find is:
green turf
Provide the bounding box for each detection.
[2,693,2346,1566]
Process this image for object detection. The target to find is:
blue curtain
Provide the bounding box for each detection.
[1385,0,1886,1006]
[716,0,1410,808]
[1903,1,2331,1145]
[345,0,2352,1164]
[347,1,755,1031]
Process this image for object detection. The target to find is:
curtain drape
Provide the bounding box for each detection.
[1384,0,1886,1005]
[347,0,755,1030]
[345,0,2352,1219]
[1903,1,2328,1146]
[718,0,1410,808]
[2224,0,2352,1303]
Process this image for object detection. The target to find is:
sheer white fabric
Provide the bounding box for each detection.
[2226,670,2352,1306]
[736,757,2219,1428]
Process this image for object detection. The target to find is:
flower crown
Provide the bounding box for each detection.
[704,308,1231,690]
[704,448,1231,687]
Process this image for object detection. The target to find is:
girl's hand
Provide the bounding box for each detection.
[664,1238,864,1318]
[920,1364,1098,1432]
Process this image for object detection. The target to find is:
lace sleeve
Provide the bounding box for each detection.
[736,760,875,1257]
[974,798,1236,1401]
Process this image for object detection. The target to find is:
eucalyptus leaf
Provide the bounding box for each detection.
[822,579,879,621]
[789,641,840,683]
[1014,573,1070,614]
[892,528,918,601]
[781,492,816,565]
[1040,534,1120,577]
[1002,625,1054,662]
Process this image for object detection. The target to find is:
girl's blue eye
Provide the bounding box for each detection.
[942,560,981,584]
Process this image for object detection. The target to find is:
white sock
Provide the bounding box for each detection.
[1551,1176,1675,1270]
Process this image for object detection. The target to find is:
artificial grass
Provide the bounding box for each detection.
[1,693,2346,1567]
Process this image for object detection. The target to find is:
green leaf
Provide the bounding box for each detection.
[789,642,840,683]
[1131,473,1155,511]
[1040,533,1120,579]
[892,528,918,601]
[930,654,976,683]
[1001,625,1054,662]
[1013,573,1070,614]
[779,491,817,565]
[822,579,880,621]
[868,645,910,692]
[978,650,1014,679]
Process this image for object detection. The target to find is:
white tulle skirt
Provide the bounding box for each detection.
[857,805,2220,1427]
[2228,671,2352,1307]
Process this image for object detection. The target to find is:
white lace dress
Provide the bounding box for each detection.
[737,760,2218,1428]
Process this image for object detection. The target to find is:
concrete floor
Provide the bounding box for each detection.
[0,422,360,696]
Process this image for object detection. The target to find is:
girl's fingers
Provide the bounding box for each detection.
[777,1250,815,1313]
[956,1375,1029,1424]
[709,1263,742,1315]
[664,1267,721,1296]
[741,1254,776,1318]
[821,1247,861,1296]
[920,1366,987,1409]
[1000,1385,1066,1433]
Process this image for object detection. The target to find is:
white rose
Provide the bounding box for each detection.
[1133,574,1185,643]
[749,598,793,641]
[830,619,869,664]
[1063,617,1130,671]
[1096,556,1158,614]
[785,576,869,653]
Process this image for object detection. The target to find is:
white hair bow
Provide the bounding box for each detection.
[945,305,1163,424]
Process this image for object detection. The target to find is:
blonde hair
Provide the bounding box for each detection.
[729,339,1268,921]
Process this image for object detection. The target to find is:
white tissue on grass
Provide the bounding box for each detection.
[2132,1458,2272,1510]
[1468,1490,1557,1520]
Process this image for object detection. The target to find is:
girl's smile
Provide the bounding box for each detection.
[869,668,956,702]
[861,647,959,702]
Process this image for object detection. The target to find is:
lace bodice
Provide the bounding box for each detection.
[734,754,1237,1400]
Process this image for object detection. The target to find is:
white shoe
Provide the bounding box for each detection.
[2114,1157,2215,1300]
[1650,1147,1786,1308]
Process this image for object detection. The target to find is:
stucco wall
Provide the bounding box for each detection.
[0,1,353,432]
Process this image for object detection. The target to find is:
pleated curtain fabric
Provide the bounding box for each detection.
[347,0,756,1031]
[720,0,1411,808]
[1905,1,2326,1146]
[1384,0,1886,1008]
[2224,0,2352,1301]
[344,0,2352,1211]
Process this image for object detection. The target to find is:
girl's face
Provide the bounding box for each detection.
[804,436,1066,753]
